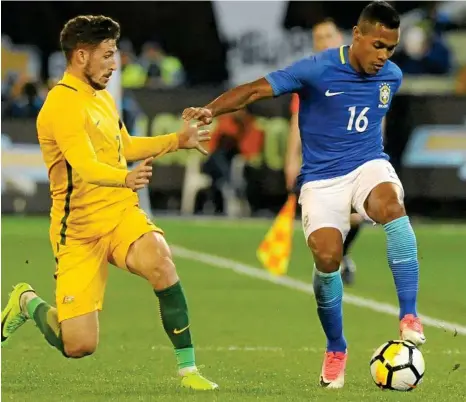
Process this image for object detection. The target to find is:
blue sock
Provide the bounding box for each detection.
[313,267,346,353]
[383,216,419,319]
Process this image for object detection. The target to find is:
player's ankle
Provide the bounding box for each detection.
[178,365,198,376]
[20,291,38,318]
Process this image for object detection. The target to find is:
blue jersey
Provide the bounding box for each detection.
[265,45,403,185]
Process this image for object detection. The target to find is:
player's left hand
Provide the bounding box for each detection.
[177,120,211,155]
[182,107,213,127]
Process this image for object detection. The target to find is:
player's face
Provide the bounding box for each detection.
[353,23,399,75]
[83,39,118,90]
[312,22,343,53]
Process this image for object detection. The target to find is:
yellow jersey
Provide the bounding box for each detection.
[37,72,179,244]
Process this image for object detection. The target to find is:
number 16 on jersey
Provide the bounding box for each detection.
[347,106,370,133]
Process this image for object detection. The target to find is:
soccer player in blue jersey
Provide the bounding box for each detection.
[183,1,425,389]
[286,18,362,286]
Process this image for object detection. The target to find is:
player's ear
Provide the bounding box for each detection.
[353,26,361,42]
[75,48,89,65]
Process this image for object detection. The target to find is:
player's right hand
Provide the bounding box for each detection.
[182,107,213,127]
[125,157,153,191]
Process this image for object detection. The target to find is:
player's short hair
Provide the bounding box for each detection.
[313,17,339,31]
[60,15,120,62]
[358,1,400,31]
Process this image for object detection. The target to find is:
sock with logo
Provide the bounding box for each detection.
[383,216,419,319]
[313,267,347,352]
[154,281,195,370]
[26,297,66,356]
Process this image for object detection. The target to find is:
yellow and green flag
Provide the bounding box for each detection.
[256,194,297,276]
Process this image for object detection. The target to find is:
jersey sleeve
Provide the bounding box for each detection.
[392,64,404,94]
[265,56,320,96]
[119,120,179,162]
[52,101,128,187]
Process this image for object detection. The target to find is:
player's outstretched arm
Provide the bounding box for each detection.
[182,77,274,126]
[121,121,211,162]
[183,56,316,126]
[284,110,302,191]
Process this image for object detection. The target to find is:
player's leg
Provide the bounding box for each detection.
[300,178,352,388]
[340,213,364,285]
[2,238,108,357]
[22,288,98,358]
[109,207,218,390]
[354,159,425,346]
[344,213,363,257]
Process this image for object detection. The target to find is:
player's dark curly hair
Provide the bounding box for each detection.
[358,1,400,30]
[60,15,120,62]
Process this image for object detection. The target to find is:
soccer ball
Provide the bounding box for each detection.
[370,340,425,391]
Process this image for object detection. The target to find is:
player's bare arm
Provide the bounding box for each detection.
[284,111,302,191]
[182,77,274,125]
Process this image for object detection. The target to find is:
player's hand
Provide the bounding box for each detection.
[125,157,153,191]
[285,159,300,192]
[177,120,211,155]
[182,107,213,127]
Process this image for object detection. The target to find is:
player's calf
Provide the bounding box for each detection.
[126,231,218,389]
[308,227,347,386]
[366,182,425,344]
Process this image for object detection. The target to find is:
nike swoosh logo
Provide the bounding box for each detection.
[1,310,10,342]
[325,90,344,97]
[173,324,190,335]
[392,258,414,264]
[320,377,331,387]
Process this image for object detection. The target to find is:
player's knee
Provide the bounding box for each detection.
[378,200,406,225]
[128,232,179,288]
[350,213,364,227]
[64,340,97,358]
[308,228,343,273]
[145,255,178,288]
[314,249,342,273]
[139,248,178,289]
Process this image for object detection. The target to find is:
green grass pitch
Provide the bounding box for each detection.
[2,216,466,401]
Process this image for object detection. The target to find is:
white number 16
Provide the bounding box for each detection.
[347,106,370,132]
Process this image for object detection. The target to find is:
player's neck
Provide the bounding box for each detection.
[65,67,92,88]
[347,45,363,74]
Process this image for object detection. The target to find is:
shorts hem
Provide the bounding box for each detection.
[355,179,404,223]
[303,223,348,243]
[58,306,102,324]
[113,227,164,270]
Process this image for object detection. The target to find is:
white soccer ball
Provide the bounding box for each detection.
[369,340,425,391]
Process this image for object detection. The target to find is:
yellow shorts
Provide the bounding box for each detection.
[51,205,163,323]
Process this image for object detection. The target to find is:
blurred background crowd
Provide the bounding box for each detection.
[2,1,466,219]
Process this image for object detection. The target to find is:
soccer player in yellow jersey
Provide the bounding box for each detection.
[1,15,218,391]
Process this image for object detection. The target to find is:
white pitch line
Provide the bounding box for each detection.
[172,245,466,337]
[148,345,465,355]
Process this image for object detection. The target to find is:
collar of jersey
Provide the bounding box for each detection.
[61,72,97,96]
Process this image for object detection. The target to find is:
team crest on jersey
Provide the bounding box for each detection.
[378,83,391,109]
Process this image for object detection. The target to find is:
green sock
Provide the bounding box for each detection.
[26,297,66,356]
[155,281,195,370]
